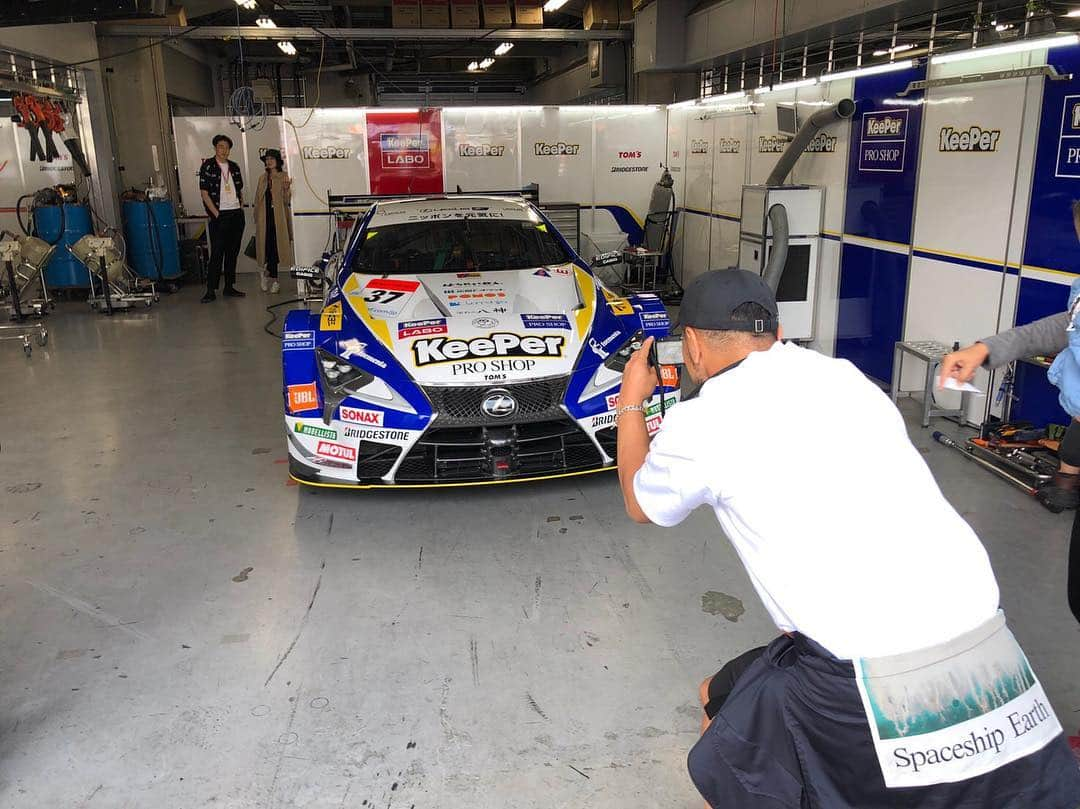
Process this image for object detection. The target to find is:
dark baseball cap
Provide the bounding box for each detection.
[678,268,779,334]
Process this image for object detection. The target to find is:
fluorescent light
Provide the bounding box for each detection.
[995,23,1013,31]
[820,59,914,82]
[256,16,277,28]
[234,0,257,8]
[1066,9,1080,17]
[667,98,699,109]
[931,33,1079,63]
[872,43,915,57]
[277,41,297,55]
[753,77,818,95]
[467,61,480,71]
[479,57,495,69]
[544,0,569,10]
[494,42,514,56]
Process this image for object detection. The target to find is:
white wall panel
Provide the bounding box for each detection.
[520,106,595,237]
[442,107,522,194]
[789,80,853,234]
[809,238,842,356]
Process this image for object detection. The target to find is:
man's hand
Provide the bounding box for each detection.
[618,336,657,408]
[938,342,989,388]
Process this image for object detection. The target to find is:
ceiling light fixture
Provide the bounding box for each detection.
[872,43,916,57]
[1065,9,1080,16]
[494,42,514,56]
[256,16,277,28]
[931,32,1078,63]
[479,57,495,69]
[277,41,297,56]
[753,77,818,95]
[234,0,258,9]
[820,59,914,82]
[467,61,480,71]
[544,0,569,11]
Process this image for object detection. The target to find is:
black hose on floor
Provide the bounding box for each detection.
[264,297,304,338]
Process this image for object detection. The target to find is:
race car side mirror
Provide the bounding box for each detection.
[591,251,621,268]
[290,265,325,282]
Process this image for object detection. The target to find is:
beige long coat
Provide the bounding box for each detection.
[253,171,294,268]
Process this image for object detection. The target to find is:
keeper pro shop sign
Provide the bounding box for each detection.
[366,110,443,195]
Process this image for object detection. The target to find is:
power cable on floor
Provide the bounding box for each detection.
[264,297,305,338]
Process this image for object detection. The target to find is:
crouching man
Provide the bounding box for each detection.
[614,269,1080,808]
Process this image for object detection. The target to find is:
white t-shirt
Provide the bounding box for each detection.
[218,161,240,211]
[633,341,1000,660]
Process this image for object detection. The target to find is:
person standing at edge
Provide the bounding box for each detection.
[614,268,1080,808]
[253,148,293,295]
[199,134,246,303]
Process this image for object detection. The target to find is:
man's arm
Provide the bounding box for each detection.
[616,337,656,523]
[200,190,219,219]
[939,313,1069,386]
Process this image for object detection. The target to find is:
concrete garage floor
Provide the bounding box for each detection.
[1,288,1078,809]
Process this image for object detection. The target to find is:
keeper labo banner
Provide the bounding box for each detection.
[366,110,443,195]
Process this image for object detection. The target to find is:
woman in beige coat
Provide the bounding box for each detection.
[253,149,294,293]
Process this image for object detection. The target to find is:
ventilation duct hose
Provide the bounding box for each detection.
[766,98,855,187]
[761,204,789,293]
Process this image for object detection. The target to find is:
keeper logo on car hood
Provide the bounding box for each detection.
[412,332,565,366]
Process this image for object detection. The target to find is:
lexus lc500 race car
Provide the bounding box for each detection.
[282,194,678,488]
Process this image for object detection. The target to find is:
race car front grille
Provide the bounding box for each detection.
[594,426,618,460]
[420,377,570,427]
[355,440,402,482]
[395,417,605,483]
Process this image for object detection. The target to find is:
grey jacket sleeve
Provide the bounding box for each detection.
[979,312,1069,368]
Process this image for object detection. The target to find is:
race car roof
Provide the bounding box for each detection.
[367,196,539,227]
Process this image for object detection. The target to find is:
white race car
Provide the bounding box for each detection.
[282,194,676,488]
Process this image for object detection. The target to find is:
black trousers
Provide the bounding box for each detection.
[207,209,244,291]
[264,210,279,279]
[1068,509,1080,624]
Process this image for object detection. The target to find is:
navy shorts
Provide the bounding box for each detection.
[688,634,1080,809]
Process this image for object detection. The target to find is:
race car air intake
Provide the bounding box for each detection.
[762,98,855,293]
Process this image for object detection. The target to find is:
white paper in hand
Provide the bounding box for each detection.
[941,377,983,395]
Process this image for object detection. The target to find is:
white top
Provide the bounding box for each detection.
[633,341,1000,660]
[218,161,240,211]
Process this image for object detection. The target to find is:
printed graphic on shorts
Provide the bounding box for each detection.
[854,621,1062,788]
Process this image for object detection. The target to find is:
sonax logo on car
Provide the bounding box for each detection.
[534,142,580,156]
[343,427,412,441]
[295,422,337,440]
[287,382,319,413]
[302,146,352,159]
[316,441,357,462]
[412,332,565,366]
[398,318,447,339]
[690,139,710,154]
[939,126,1001,153]
[380,133,430,168]
[520,314,570,330]
[805,133,837,153]
[758,135,788,153]
[606,393,620,410]
[716,138,741,154]
[339,406,384,426]
[866,115,904,137]
[458,143,506,157]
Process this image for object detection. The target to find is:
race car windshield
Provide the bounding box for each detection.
[351,217,571,274]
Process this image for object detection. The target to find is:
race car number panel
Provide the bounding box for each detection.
[353,278,421,319]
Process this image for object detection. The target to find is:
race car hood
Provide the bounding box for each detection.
[337,264,612,385]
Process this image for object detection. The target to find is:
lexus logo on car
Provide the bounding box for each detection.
[481,389,517,419]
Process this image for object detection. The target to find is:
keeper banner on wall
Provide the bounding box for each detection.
[366,110,444,195]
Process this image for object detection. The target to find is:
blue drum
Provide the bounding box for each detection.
[34,204,92,288]
[123,199,181,281]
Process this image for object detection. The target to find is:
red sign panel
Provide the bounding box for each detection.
[366,110,444,195]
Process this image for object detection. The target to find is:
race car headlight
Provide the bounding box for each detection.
[576,330,645,405]
[315,348,417,422]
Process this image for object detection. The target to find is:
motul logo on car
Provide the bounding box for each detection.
[301,146,352,159]
[617,150,642,159]
[339,406,384,426]
[316,441,357,462]
[534,142,580,156]
[866,116,904,137]
[939,126,1001,152]
[412,332,565,366]
[458,143,506,157]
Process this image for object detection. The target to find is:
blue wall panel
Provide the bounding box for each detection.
[836,244,909,384]
[837,64,926,381]
[1011,277,1070,426]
